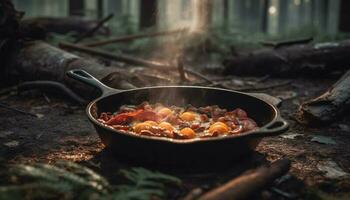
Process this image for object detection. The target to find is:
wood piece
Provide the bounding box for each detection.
[21,17,110,35]
[83,28,188,47]
[74,13,114,43]
[297,70,350,125]
[6,41,138,100]
[182,188,204,200]
[239,80,292,92]
[198,159,291,200]
[18,81,87,105]
[223,40,350,77]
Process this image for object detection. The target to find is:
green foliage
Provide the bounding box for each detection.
[111,168,181,200]
[0,161,181,200]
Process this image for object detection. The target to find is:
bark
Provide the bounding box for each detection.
[21,17,110,36]
[297,70,350,125]
[6,41,139,99]
[198,159,291,200]
[223,40,350,77]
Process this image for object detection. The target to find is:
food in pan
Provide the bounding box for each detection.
[97,102,258,139]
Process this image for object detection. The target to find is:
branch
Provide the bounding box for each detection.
[82,28,188,47]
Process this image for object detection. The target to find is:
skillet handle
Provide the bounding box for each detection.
[66,69,120,95]
[253,116,289,137]
[248,93,282,107]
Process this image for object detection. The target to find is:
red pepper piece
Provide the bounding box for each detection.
[106,110,143,125]
[134,110,160,122]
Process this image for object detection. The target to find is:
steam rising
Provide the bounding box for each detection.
[148,0,211,104]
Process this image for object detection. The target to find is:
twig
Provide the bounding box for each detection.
[74,13,114,43]
[18,81,87,105]
[60,42,170,69]
[83,28,188,47]
[270,187,297,199]
[185,69,214,84]
[238,80,291,92]
[255,75,270,83]
[0,102,38,118]
[59,42,212,83]
[261,37,313,48]
[0,86,17,96]
[198,159,291,200]
[182,188,204,200]
[176,55,187,82]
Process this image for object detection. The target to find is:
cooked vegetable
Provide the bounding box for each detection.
[179,128,196,139]
[179,112,196,121]
[157,107,173,118]
[98,102,258,139]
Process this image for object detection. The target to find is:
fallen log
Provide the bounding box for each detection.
[5,41,139,99]
[21,17,110,36]
[198,159,291,200]
[297,70,350,125]
[223,40,350,77]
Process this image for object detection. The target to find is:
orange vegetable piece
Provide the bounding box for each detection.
[144,121,158,126]
[133,122,152,133]
[158,122,174,132]
[157,107,173,117]
[180,127,196,139]
[209,122,229,134]
[180,112,196,121]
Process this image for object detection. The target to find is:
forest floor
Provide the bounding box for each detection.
[0,73,349,199]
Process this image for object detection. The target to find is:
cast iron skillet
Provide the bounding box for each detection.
[67,70,289,167]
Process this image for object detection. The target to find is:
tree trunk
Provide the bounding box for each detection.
[69,0,85,16]
[139,0,157,29]
[339,0,350,32]
[261,0,269,33]
[223,40,350,77]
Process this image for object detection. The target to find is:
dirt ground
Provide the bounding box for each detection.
[0,75,349,199]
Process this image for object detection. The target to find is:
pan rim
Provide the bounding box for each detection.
[86,86,281,144]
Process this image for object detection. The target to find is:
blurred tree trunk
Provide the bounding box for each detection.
[192,0,212,33]
[139,0,157,29]
[97,0,103,19]
[223,0,229,31]
[261,0,269,33]
[278,0,288,34]
[311,0,328,31]
[339,0,350,32]
[69,0,84,16]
